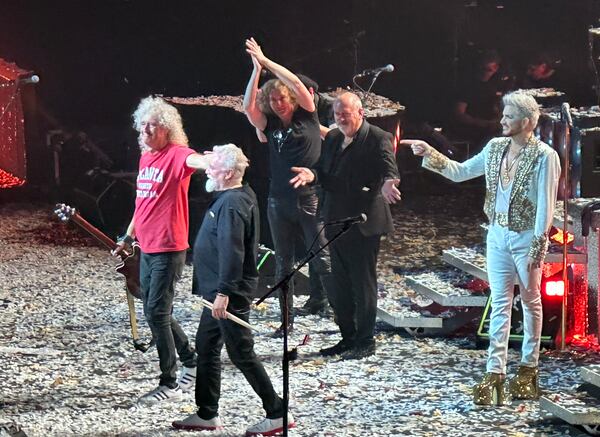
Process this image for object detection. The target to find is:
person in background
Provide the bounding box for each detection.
[449,50,513,153]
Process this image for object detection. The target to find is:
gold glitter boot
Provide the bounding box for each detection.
[473,373,512,406]
[508,366,539,400]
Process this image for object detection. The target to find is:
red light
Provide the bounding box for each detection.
[0,168,25,189]
[544,280,565,297]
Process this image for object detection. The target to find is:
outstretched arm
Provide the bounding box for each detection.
[401,139,486,182]
[186,152,212,170]
[243,52,267,131]
[245,37,315,113]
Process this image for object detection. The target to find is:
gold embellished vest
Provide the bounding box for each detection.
[483,136,544,231]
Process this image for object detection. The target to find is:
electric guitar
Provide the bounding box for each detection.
[54,203,153,352]
[54,203,141,299]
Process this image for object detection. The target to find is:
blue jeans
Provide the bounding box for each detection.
[140,250,197,387]
[486,224,543,374]
[267,194,332,323]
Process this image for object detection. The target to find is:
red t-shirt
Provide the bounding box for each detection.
[134,143,195,253]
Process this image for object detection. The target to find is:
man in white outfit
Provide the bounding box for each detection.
[403,91,560,406]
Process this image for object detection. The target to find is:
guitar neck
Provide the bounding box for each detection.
[70,214,117,250]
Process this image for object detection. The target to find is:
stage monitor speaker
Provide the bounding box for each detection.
[255,245,309,298]
[572,128,600,198]
[476,286,562,347]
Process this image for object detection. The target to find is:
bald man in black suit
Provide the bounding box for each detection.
[290,92,401,359]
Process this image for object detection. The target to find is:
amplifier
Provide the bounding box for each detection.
[572,128,600,198]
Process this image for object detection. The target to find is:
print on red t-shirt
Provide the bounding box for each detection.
[134,143,195,253]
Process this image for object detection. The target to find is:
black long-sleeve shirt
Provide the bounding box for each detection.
[192,184,259,303]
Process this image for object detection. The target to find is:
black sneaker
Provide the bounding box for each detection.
[320,339,354,357]
[271,323,294,338]
[296,299,329,316]
[340,341,376,360]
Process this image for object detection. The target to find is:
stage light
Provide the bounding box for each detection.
[0,168,25,188]
[543,279,565,298]
[0,58,29,188]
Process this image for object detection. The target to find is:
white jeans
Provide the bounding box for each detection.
[486,223,543,374]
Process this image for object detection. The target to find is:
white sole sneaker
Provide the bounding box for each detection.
[138,385,182,405]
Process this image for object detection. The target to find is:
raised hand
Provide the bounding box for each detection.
[245,37,267,65]
[251,53,262,72]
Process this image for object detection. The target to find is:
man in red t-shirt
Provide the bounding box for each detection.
[115,96,211,404]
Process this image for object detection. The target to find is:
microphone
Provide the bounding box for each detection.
[561,102,573,127]
[356,64,394,78]
[19,74,40,85]
[326,213,367,226]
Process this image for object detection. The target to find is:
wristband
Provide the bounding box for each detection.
[118,234,135,245]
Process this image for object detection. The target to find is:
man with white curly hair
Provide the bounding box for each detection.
[403,91,560,406]
[173,144,295,436]
[114,96,211,405]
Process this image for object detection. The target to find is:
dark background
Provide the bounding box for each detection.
[1,0,599,240]
[1,0,599,133]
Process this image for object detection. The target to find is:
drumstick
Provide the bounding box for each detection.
[200,298,257,331]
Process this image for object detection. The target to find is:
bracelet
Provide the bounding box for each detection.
[118,234,135,245]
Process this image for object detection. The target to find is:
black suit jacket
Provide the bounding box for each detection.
[313,120,400,239]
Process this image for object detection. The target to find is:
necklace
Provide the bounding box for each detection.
[501,144,526,185]
[272,128,292,153]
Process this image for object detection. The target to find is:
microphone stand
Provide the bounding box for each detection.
[255,221,358,437]
[560,105,572,351]
[352,70,384,99]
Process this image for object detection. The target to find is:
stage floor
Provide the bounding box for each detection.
[0,189,595,436]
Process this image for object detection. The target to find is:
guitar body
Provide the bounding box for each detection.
[115,242,142,299]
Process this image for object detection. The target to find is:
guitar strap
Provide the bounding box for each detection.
[126,290,154,352]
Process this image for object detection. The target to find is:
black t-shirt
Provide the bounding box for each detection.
[264,107,321,198]
[456,74,507,120]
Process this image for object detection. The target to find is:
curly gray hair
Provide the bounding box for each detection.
[212,143,249,176]
[502,91,540,127]
[132,96,189,146]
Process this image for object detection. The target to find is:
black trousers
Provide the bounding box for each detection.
[195,304,284,420]
[140,250,197,387]
[267,193,331,324]
[329,227,381,345]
